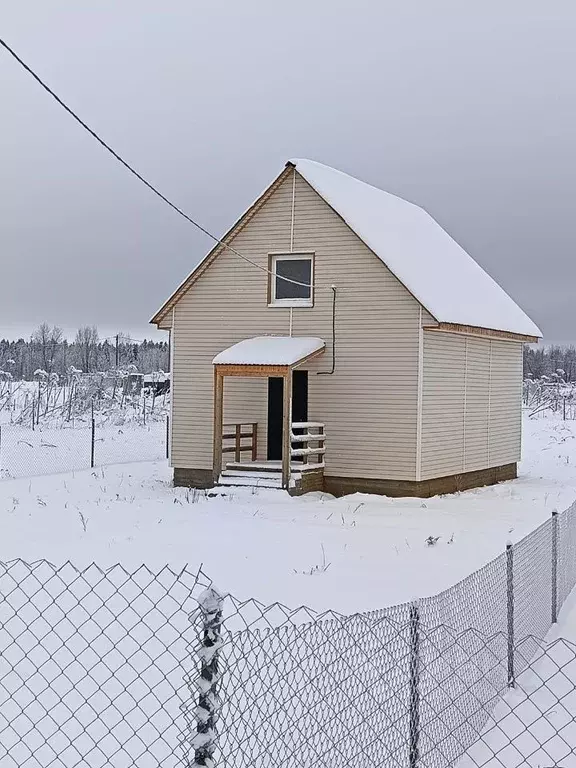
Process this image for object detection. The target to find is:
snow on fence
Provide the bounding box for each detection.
[2,501,576,767]
[524,375,576,419]
[0,417,169,480]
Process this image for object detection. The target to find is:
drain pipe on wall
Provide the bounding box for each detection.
[318,286,337,375]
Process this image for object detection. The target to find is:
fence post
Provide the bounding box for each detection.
[90,402,95,469]
[166,415,170,460]
[193,586,224,767]
[552,509,559,623]
[506,542,515,687]
[409,602,420,768]
[31,398,35,431]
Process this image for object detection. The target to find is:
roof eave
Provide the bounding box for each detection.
[425,322,541,344]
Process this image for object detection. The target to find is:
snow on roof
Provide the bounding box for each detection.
[291,159,541,338]
[213,336,325,366]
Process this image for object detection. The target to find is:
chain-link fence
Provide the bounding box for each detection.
[0,560,202,768]
[210,503,576,767]
[457,634,576,767]
[0,417,169,479]
[2,500,576,767]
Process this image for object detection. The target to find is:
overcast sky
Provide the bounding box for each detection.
[1,1,574,343]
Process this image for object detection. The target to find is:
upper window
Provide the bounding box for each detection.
[269,253,314,307]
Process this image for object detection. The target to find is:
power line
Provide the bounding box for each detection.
[0,37,313,290]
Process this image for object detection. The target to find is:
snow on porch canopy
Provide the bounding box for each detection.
[213,336,325,367]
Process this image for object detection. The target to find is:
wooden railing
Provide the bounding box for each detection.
[290,422,326,469]
[222,422,258,462]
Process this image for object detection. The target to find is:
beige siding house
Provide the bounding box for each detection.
[151,159,541,497]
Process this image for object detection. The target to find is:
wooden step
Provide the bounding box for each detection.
[225,461,281,472]
[217,474,283,489]
[225,461,302,472]
[221,469,282,480]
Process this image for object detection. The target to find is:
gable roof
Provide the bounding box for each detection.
[290,159,541,339]
[151,159,541,339]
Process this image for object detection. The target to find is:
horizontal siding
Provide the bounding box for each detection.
[420,332,523,480]
[172,170,422,480]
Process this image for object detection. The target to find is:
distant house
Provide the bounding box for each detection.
[151,160,541,496]
[143,372,170,397]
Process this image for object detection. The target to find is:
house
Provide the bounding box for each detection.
[143,372,170,397]
[151,159,541,497]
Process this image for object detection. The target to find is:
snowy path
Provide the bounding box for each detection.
[1,413,575,613]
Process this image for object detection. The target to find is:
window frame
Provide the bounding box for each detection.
[268,252,315,308]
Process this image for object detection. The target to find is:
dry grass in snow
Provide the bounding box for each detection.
[1,413,576,613]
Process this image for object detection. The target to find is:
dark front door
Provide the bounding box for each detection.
[267,371,308,461]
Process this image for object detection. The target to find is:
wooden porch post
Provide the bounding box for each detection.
[282,369,292,490]
[213,367,224,482]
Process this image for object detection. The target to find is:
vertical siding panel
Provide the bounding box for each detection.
[464,338,490,472]
[489,341,523,466]
[421,332,522,480]
[421,332,466,479]
[171,170,421,480]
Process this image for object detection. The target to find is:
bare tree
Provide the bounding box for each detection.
[0,332,168,379]
[75,325,100,373]
[31,323,63,374]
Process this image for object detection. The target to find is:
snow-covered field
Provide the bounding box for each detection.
[2,411,575,613]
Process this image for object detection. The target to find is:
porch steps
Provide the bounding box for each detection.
[218,475,283,490]
[216,463,285,491]
[215,460,318,493]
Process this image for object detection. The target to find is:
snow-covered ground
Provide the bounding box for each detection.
[1,412,575,613]
[2,410,576,768]
[458,590,576,767]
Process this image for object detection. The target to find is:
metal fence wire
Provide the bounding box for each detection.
[0,417,169,480]
[0,560,205,768]
[2,500,576,767]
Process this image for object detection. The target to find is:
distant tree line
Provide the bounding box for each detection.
[524,345,576,381]
[3,325,568,382]
[0,324,169,379]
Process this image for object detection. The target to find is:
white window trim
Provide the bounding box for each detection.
[268,252,314,308]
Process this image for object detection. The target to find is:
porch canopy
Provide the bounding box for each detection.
[213,335,325,370]
[212,336,325,487]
